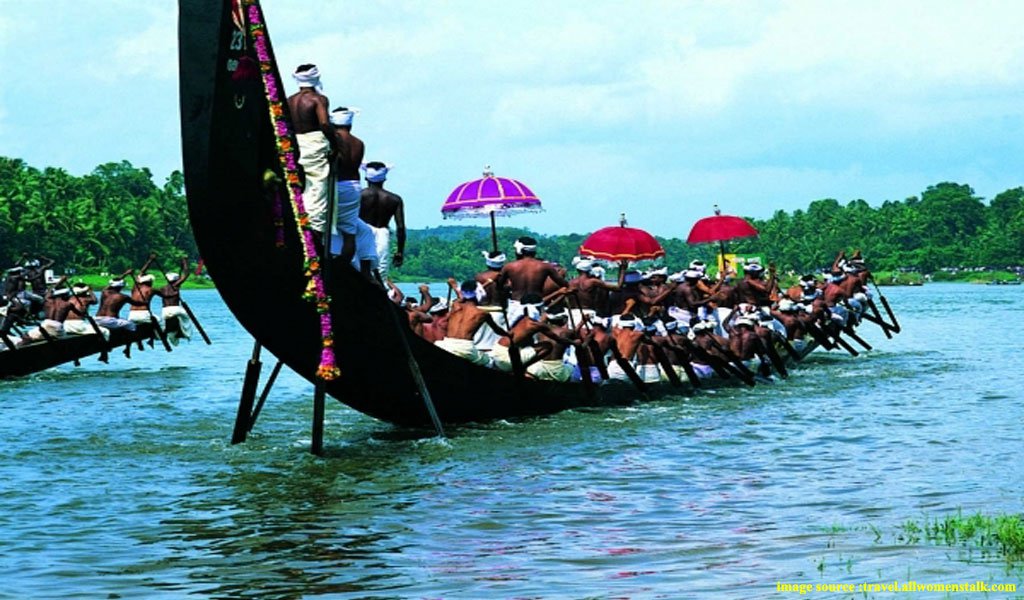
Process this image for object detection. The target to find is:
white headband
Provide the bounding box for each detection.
[166,272,180,282]
[293,65,323,93]
[645,267,668,278]
[482,251,506,269]
[108,279,125,288]
[513,239,537,255]
[330,107,358,126]
[363,163,390,182]
[575,259,594,272]
[138,274,154,284]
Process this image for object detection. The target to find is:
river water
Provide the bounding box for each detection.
[1,283,1021,599]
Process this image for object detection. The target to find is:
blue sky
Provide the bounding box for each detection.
[2,1,1023,238]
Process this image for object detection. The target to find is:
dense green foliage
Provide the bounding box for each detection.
[400,182,1024,281]
[3,157,1021,281]
[0,157,196,271]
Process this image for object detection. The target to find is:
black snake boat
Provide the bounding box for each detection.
[178,0,843,431]
[0,319,177,379]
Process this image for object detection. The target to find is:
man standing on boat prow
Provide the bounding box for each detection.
[288,64,334,252]
[329,106,365,267]
[359,161,405,281]
[496,237,569,314]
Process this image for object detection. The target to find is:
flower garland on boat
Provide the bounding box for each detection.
[243,0,339,380]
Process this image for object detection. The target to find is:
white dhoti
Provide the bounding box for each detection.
[667,307,693,326]
[371,225,391,279]
[334,179,362,235]
[64,319,110,340]
[128,310,157,324]
[691,363,715,379]
[636,363,662,383]
[472,310,506,352]
[296,131,331,234]
[162,305,192,346]
[489,343,537,372]
[435,337,491,366]
[606,359,636,381]
[527,359,573,382]
[22,319,64,343]
[94,316,136,332]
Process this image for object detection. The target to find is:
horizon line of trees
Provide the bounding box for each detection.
[2,157,1022,279]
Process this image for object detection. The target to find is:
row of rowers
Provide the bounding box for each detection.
[384,238,876,384]
[0,255,194,351]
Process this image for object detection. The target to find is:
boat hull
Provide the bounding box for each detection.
[177,0,816,427]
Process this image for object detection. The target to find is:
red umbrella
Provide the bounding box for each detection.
[579,214,665,263]
[686,205,759,272]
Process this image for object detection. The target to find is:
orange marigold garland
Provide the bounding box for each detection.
[244,0,340,380]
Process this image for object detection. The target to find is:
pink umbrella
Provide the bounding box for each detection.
[441,166,542,252]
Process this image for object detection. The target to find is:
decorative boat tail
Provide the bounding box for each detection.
[177,0,848,431]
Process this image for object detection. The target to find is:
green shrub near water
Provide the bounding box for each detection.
[899,510,1024,563]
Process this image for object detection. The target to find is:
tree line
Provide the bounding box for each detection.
[2,157,1021,279]
[1,157,196,272]
[401,182,1024,281]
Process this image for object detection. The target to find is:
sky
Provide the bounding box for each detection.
[2,0,1023,238]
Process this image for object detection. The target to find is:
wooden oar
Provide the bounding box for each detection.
[83,314,111,363]
[863,300,897,337]
[609,343,647,396]
[661,340,708,387]
[646,338,684,388]
[868,276,901,333]
[842,325,872,351]
[704,337,758,386]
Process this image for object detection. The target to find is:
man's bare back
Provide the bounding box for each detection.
[288,89,330,135]
[360,186,404,228]
[332,126,364,181]
[499,257,568,302]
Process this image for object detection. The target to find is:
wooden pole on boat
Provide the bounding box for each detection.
[232,340,262,444]
[489,210,499,254]
[249,359,283,432]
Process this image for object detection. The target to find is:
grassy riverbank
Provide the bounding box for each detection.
[68,273,216,291]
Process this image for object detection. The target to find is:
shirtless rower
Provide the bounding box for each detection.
[733,262,773,308]
[159,258,193,345]
[474,251,506,307]
[18,281,72,345]
[127,256,167,332]
[329,106,365,267]
[490,294,554,373]
[288,64,334,250]
[359,161,405,280]
[608,270,648,317]
[64,283,109,342]
[606,314,646,381]
[524,307,577,381]
[434,280,509,366]
[565,257,620,321]
[496,237,568,311]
